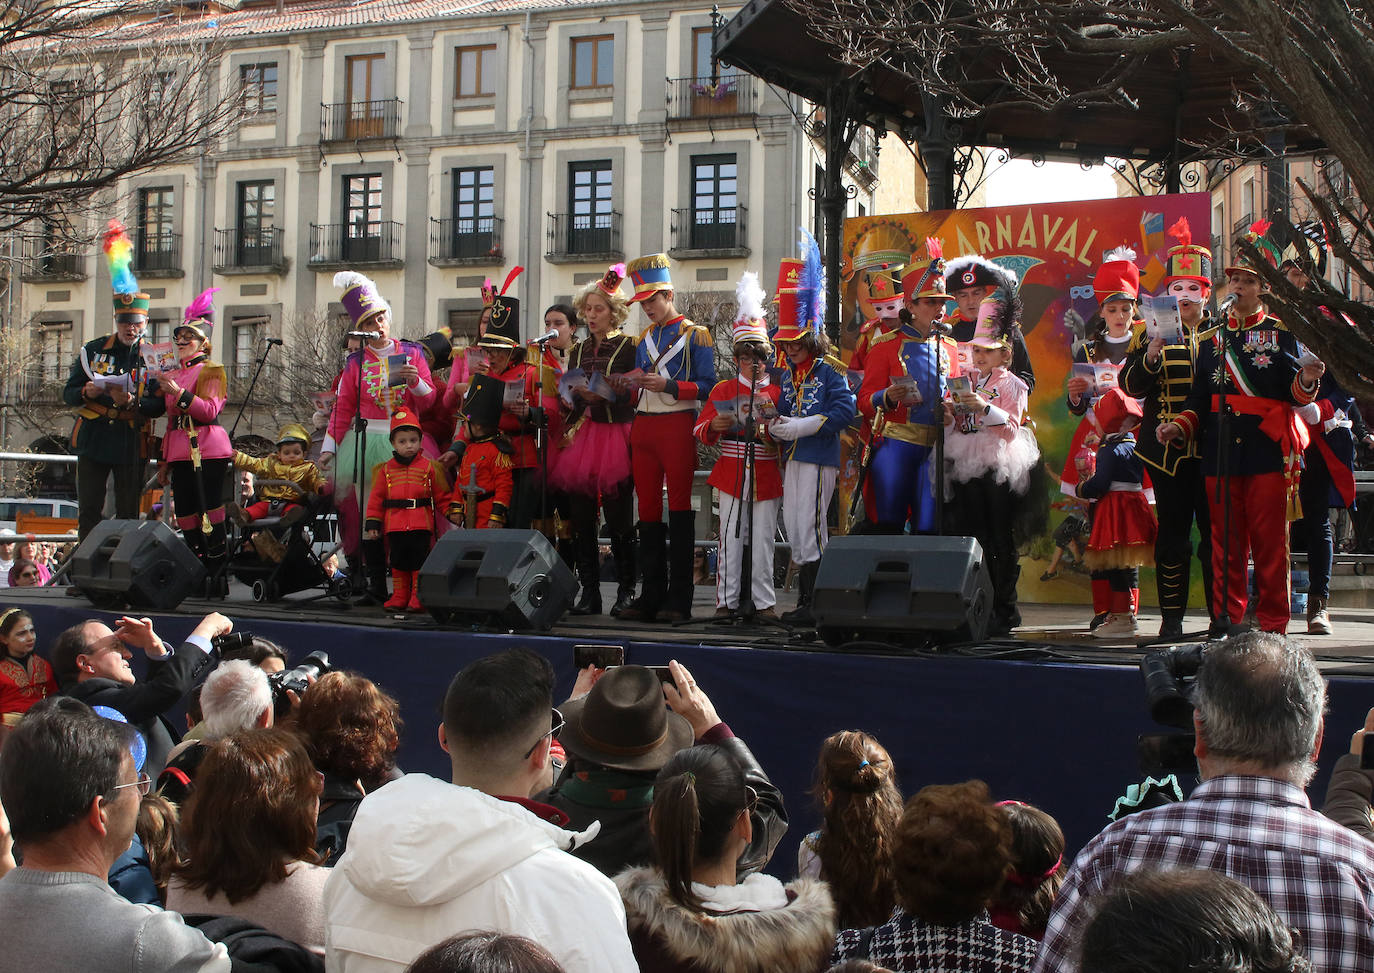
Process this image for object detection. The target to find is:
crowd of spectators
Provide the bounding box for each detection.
[0,615,1372,973]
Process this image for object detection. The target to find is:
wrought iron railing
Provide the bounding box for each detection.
[18,238,84,281]
[308,221,403,265]
[131,230,181,273]
[665,75,756,120]
[546,211,622,260]
[212,226,285,272]
[429,216,503,261]
[669,206,747,252]
[321,98,403,141]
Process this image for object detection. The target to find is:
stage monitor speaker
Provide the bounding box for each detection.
[417,528,577,631]
[70,519,207,611]
[811,535,992,647]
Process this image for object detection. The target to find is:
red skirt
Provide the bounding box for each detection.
[1085,489,1157,571]
[549,419,633,497]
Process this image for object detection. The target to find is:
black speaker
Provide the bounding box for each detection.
[811,535,992,647]
[70,519,207,611]
[417,529,577,631]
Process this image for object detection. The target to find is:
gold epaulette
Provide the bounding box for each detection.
[1124,322,1150,354]
[688,324,712,347]
[196,363,227,396]
[869,328,902,349]
[369,459,389,479]
[823,354,847,374]
[1198,323,1221,341]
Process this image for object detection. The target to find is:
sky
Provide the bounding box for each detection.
[983,158,1121,207]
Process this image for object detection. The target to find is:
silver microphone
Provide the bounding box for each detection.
[346,330,381,339]
[1217,294,1238,315]
[530,329,560,345]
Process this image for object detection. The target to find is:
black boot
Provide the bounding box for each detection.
[354,538,390,606]
[782,560,820,625]
[619,522,666,622]
[569,531,602,615]
[557,534,576,571]
[203,522,229,599]
[663,510,696,622]
[609,533,637,617]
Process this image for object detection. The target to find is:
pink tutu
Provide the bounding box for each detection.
[549,419,633,497]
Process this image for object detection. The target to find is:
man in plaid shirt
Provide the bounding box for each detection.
[1034,632,1374,973]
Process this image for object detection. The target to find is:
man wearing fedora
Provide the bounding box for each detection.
[541,661,786,878]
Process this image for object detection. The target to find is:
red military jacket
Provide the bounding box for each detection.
[694,377,784,501]
[365,455,452,535]
[446,435,515,529]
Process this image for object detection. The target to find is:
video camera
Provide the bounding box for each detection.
[212,633,331,718]
[1137,643,1207,775]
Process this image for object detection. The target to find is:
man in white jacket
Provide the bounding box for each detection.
[323,648,637,973]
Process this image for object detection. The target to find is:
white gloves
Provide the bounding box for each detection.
[769,414,825,441]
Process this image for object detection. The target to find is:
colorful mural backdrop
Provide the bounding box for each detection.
[840,193,1212,608]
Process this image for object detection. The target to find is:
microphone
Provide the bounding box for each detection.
[1217,294,1238,316]
[346,330,381,340]
[530,329,560,345]
[930,318,953,335]
[264,338,283,346]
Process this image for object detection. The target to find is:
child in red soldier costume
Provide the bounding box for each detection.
[847,263,904,526]
[439,267,549,530]
[694,273,784,617]
[943,297,1040,636]
[621,253,715,622]
[138,287,232,594]
[229,423,328,528]
[1076,388,1157,639]
[1064,246,1143,630]
[365,409,452,612]
[445,374,514,530]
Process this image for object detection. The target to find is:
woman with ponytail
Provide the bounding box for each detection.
[986,800,1065,939]
[616,744,836,973]
[799,731,903,930]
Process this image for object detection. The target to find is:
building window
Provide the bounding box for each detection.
[690,154,738,250]
[236,180,276,264]
[37,323,72,381]
[343,173,383,262]
[240,62,278,115]
[570,35,613,89]
[231,318,261,381]
[568,160,613,253]
[345,54,386,138]
[455,45,496,99]
[447,309,483,347]
[137,187,175,268]
[149,71,177,109]
[147,318,173,345]
[450,167,495,257]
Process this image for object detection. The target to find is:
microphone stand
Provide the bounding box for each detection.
[350,342,372,597]
[1213,297,1234,634]
[228,339,279,439]
[928,319,947,535]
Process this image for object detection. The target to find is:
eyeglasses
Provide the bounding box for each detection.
[113,774,153,797]
[522,707,565,760]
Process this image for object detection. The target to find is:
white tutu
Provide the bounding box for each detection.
[944,425,1040,495]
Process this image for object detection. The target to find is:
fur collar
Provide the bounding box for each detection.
[616,866,836,973]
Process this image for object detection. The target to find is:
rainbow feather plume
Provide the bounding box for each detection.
[798,227,825,334]
[103,219,139,295]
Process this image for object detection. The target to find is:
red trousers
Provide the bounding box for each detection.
[631,411,697,522]
[1206,472,1291,633]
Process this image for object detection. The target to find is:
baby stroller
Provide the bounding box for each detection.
[225,477,351,604]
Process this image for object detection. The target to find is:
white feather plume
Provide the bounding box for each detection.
[735,271,766,322]
[1104,246,1137,263]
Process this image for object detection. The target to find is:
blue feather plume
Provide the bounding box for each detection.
[798,227,825,335]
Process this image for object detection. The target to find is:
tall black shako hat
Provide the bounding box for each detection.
[463,373,505,430]
[478,267,525,349]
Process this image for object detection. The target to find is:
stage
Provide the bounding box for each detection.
[10,580,1374,871]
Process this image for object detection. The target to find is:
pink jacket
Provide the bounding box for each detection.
[151,360,232,462]
[324,340,436,453]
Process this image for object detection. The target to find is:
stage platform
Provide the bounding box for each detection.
[9,579,1374,871]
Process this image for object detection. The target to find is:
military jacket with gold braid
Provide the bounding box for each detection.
[1118,317,1207,477]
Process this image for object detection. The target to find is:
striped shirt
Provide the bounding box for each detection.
[1032,775,1374,973]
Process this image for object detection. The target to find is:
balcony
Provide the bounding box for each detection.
[18,368,66,404]
[321,98,403,143]
[1232,212,1254,237]
[132,230,182,278]
[18,239,85,282]
[212,227,287,275]
[307,221,403,270]
[545,212,622,264]
[668,206,749,259]
[666,75,757,121]
[428,216,503,266]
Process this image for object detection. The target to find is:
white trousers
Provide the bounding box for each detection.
[781,461,837,565]
[716,491,780,610]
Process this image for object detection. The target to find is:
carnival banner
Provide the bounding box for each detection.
[839,193,1213,607]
